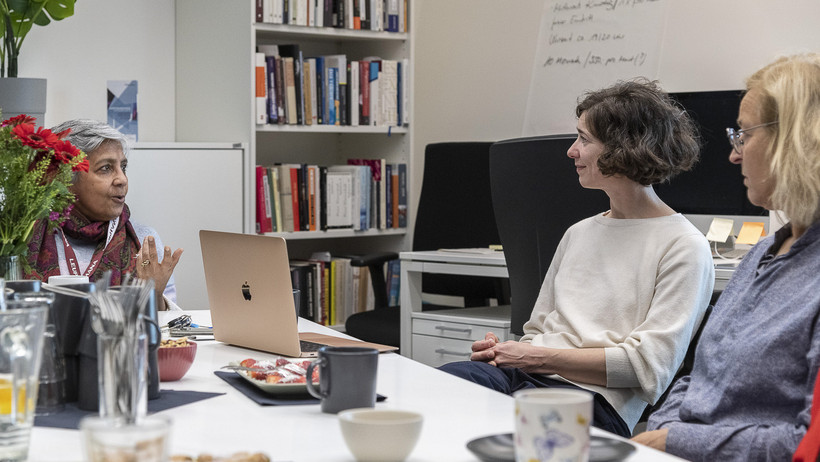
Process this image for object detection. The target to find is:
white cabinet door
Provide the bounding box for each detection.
[125,143,245,310]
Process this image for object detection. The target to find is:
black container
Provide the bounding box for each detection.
[75,287,161,411]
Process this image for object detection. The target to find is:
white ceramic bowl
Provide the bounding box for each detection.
[338,408,423,462]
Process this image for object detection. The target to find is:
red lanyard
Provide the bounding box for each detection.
[59,217,119,277]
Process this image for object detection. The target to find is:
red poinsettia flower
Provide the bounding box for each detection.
[12,124,61,152]
[1,114,37,127]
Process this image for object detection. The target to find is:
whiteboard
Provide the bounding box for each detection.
[524,0,820,135]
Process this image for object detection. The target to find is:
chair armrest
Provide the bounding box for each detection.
[348,252,399,268]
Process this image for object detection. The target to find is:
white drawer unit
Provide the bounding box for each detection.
[411,306,512,367]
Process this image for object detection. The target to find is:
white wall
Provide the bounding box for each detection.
[411,0,546,230]
[18,0,176,139]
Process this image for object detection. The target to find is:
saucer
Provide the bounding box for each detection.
[466,433,636,462]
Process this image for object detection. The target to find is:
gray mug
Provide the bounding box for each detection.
[306,346,378,414]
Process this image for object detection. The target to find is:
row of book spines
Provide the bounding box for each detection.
[255,49,408,128]
[254,161,408,234]
[255,0,407,33]
[291,258,399,327]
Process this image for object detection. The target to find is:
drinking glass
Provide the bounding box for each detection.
[12,291,66,416]
[0,303,48,462]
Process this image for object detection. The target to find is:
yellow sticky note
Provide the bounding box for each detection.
[705,218,734,243]
[736,222,766,245]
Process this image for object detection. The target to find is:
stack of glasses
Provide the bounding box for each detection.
[87,272,157,423]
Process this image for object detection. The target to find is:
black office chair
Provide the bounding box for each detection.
[345,142,510,348]
[489,135,609,336]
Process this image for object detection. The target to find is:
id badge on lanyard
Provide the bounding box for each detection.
[61,216,120,277]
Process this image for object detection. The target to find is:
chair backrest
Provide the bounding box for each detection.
[489,135,610,335]
[413,142,504,301]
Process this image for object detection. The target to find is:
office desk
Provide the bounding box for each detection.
[29,311,682,461]
[399,250,509,363]
[401,251,735,366]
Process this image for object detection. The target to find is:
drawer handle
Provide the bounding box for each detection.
[435,348,471,357]
[434,326,472,334]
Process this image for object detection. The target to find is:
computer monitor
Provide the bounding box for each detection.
[654,90,767,218]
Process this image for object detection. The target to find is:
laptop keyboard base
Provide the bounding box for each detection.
[300,340,325,353]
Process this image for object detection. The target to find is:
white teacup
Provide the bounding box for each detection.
[47,275,89,286]
[338,408,423,462]
[514,388,593,462]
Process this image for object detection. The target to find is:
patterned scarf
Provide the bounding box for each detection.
[26,204,141,285]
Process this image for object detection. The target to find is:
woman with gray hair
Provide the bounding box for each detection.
[26,119,183,310]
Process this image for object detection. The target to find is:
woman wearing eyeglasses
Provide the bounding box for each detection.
[633,53,820,461]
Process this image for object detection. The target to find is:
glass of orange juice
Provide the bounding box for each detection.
[0,302,48,461]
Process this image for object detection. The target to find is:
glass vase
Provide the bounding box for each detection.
[0,255,22,281]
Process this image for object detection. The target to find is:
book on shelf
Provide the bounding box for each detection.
[366,60,381,126]
[349,60,359,126]
[255,166,274,233]
[255,161,406,235]
[325,54,347,125]
[266,55,279,124]
[386,258,400,306]
[326,66,338,125]
[359,60,370,126]
[313,56,325,125]
[290,262,314,319]
[329,164,370,230]
[360,0,370,30]
[255,53,267,125]
[292,165,306,231]
[384,164,392,228]
[306,58,319,125]
[282,57,298,125]
[352,0,361,29]
[256,0,264,24]
[325,169,354,229]
[401,58,409,126]
[256,0,407,33]
[396,163,407,227]
[268,166,283,231]
[385,0,399,32]
[302,59,314,125]
[276,163,296,232]
[279,45,305,125]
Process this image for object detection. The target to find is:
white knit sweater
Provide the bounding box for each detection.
[520,213,714,430]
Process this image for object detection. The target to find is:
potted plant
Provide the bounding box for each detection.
[0,113,87,280]
[0,0,76,121]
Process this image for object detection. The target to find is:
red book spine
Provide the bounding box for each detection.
[255,166,272,233]
[290,167,301,231]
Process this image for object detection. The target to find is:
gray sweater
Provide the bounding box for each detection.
[648,220,820,461]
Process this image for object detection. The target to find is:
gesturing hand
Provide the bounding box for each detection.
[135,236,183,310]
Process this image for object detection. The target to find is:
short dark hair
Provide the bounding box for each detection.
[575,79,700,186]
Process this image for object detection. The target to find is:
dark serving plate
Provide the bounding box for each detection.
[466,433,636,462]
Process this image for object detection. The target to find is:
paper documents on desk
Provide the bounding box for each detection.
[438,247,502,255]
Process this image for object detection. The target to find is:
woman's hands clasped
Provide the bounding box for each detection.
[135,236,183,310]
[471,332,545,370]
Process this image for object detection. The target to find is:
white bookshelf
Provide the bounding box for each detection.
[175,0,414,259]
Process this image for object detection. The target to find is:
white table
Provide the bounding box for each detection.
[30,310,683,462]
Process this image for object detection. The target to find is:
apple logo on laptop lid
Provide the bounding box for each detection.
[241,281,252,301]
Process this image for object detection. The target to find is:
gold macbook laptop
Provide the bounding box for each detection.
[199,230,396,357]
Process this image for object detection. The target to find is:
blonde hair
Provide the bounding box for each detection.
[745,53,820,229]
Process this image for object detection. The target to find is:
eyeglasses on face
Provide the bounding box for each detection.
[725,121,778,154]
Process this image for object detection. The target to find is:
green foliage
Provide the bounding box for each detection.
[0,0,76,77]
